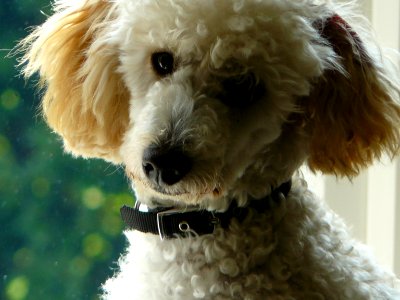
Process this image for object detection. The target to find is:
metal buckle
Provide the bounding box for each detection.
[156,207,198,240]
[210,211,220,227]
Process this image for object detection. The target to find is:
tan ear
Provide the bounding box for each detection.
[21,0,129,162]
[305,15,400,176]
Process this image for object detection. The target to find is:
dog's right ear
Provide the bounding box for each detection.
[20,0,129,163]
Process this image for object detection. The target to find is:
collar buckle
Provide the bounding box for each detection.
[156,207,199,240]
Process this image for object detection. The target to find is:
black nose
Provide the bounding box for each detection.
[142,146,192,186]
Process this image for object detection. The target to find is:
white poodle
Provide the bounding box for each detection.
[22,0,400,299]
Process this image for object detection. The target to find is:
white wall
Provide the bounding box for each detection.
[303,0,400,276]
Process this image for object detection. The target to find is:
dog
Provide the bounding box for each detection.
[21,0,400,299]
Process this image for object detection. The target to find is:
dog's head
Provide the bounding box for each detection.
[22,0,400,208]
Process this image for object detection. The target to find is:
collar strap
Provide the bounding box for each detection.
[120,180,291,240]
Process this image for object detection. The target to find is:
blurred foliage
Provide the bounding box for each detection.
[0,1,134,299]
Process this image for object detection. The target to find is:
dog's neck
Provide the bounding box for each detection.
[120,181,292,240]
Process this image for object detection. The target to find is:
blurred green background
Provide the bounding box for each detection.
[0,1,134,299]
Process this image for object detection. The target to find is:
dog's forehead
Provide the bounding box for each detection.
[119,0,314,47]
[116,0,324,78]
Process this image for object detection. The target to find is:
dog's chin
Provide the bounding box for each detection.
[129,174,222,207]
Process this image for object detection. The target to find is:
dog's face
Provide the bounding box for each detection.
[116,0,328,207]
[22,0,400,208]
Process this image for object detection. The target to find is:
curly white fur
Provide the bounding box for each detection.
[104,179,399,299]
[21,0,400,299]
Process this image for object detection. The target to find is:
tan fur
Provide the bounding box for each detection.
[20,0,129,162]
[305,17,400,176]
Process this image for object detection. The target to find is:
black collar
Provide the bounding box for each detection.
[120,180,291,240]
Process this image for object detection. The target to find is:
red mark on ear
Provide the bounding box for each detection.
[317,14,365,57]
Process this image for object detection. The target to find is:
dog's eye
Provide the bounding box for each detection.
[220,73,266,108]
[151,52,175,76]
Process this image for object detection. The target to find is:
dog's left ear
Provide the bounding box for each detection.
[304,15,400,177]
